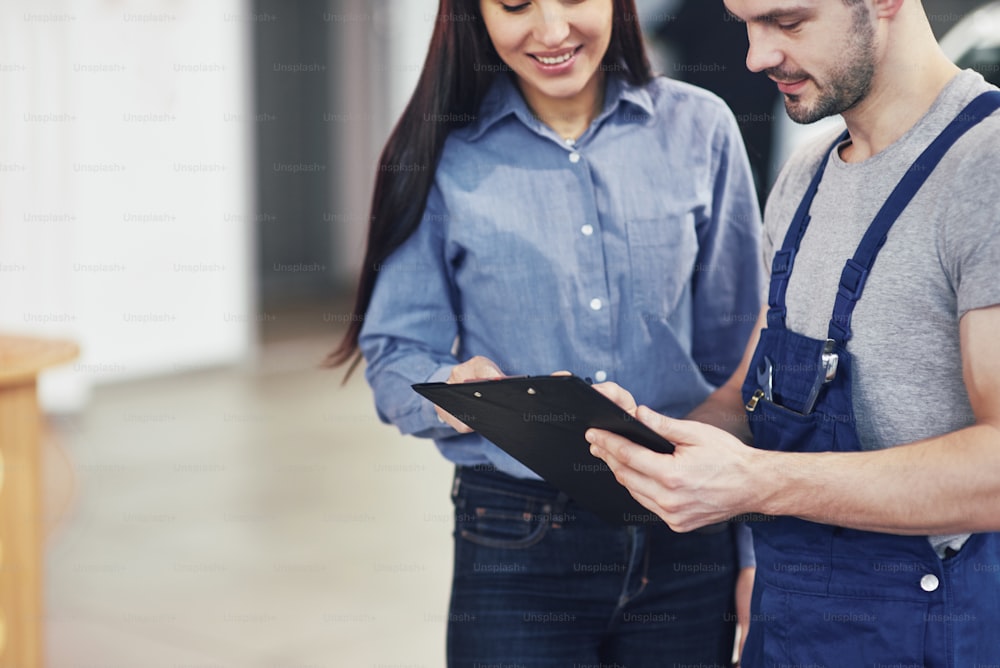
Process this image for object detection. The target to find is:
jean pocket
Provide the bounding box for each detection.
[457,505,553,549]
[453,478,556,550]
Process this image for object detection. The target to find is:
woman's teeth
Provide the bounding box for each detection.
[536,51,573,65]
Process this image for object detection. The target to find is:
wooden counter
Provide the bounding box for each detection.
[0,335,79,668]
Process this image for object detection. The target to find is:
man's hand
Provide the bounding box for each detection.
[435,356,504,433]
[586,406,762,532]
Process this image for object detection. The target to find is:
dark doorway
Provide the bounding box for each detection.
[252,0,339,307]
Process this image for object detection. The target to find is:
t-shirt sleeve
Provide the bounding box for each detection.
[941,124,1000,317]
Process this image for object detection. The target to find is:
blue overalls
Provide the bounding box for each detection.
[740,91,1000,667]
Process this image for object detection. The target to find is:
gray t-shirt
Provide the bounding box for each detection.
[762,70,1000,555]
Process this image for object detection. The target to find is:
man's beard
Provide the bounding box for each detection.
[773,8,876,124]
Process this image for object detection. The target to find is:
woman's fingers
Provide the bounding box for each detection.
[590,381,638,417]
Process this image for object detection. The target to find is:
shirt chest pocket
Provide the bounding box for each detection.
[625,213,698,320]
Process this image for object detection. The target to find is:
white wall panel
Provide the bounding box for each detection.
[0,0,254,410]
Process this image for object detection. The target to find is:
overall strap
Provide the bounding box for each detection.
[767,130,850,329]
[828,90,1000,344]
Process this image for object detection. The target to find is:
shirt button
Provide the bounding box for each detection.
[564,137,576,146]
[594,370,607,382]
[920,574,940,592]
[569,152,581,163]
[589,298,602,311]
[581,224,594,236]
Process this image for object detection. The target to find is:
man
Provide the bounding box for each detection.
[586,0,1000,664]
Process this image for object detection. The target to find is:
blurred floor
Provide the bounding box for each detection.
[42,308,454,667]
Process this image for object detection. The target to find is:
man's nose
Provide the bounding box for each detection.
[744,25,783,73]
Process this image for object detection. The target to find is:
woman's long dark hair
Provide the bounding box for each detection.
[328,0,653,373]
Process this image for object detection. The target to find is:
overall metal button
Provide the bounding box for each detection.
[920,573,940,592]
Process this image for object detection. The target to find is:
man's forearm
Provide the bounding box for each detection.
[752,423,1000,535]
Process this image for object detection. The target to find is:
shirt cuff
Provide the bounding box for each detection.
[423,364,456,427]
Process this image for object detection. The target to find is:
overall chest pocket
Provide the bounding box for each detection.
[626,214,698,320]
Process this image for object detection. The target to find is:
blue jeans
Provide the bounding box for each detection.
[447,466,737,668]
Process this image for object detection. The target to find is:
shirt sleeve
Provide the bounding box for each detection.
[735,522,756,569]
[690,107,764,387]
[942,130,1000,317]
[358,184,461,440]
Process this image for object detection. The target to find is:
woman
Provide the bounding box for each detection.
[330,0,761,665]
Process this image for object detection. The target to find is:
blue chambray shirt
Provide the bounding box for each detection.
[360,73,762,480]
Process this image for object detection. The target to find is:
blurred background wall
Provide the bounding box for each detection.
[1,0,255,408]
[0,0,439,409]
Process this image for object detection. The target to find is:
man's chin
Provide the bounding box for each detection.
[784,98,826,125]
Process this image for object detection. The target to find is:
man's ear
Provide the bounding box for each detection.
[872,0,905,20]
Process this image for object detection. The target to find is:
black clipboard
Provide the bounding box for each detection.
[412,375,675,525]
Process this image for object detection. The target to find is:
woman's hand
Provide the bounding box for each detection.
[435,356,504,433]
[589,381,638,418]
[735,566,755,664]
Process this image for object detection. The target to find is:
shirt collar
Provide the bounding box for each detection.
[465,71,655,143]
